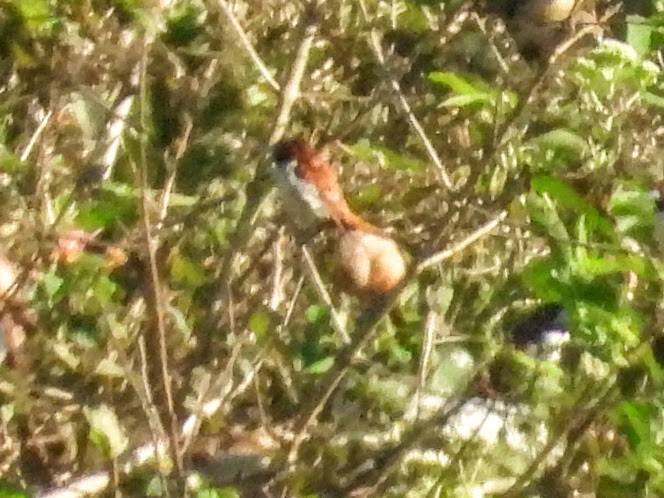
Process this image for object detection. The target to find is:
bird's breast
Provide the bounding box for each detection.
[271,160,331,229]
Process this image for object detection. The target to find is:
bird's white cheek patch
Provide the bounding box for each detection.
[285,165,329,219]
[272,160,330,220]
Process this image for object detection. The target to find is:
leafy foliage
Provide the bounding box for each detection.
[0,0,663,496]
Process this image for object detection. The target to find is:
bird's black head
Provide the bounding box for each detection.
[509,302,568,348]
[272,138,317,167]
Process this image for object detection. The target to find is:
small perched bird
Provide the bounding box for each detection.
[271,139,378,234]
[271,139,406,294]
[516,0,576,22]
[487,0,584,61]
[508,302,570,359]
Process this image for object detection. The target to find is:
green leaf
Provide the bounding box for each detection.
[196,487,241,498]
[526,191,570,243]
[248,310,272,338]
[145,475,165,497]
[529,129,587,154]
[76,190,138,230]
[0,145,23,171]
[521,258,569,302]
[617,401,653,448]
[428,71,499,108]
[574,252,653,280]
[430,346,474,395]
[170,252,207,287]
[642,91,664,109]
[83,404,128,459]
[305,304,329,323]
[608,187,655,239]
[626,16,653,56]
[94,358,126,378]
[531,176,612,235]
[0,485,30,498]
[531,176,586,211]
[351,141,426,171]
[305,356,334,374]
[440,94,493,108]
[428,71,489,96]
[41,270,64,300]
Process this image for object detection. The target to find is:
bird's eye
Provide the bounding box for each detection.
[272,141,295,163]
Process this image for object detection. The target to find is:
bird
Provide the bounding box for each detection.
[508,302,570,360]
[271,139,378,234]
[517,0,577,22]
[271,139,406,294]
[337,229,407,296]
[487,0,583,62]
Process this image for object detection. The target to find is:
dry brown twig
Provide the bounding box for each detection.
[215,0,281,92]
[136,50,183,487]
[359,0,453,190]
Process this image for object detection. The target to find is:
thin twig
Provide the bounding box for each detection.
[137,51,183,482]
[301,245,351,344]
[270,228,286,310]
[216,0,280,91]
[360,2,452,189]
[492,3,621,150]
[21,110,53,162]
[158,113,193,225]
[418,211,507,270]
[101,95,135,180]
[406,308,438,421]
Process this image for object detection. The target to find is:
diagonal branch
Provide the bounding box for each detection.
[359,1,453,189]
[216,0,281,91]
[136,51,183,485]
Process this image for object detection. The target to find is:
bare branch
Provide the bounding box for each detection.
[287,210,505,461]
[301,245,351,344]
[21,109,53,162]
[137,51,183,482]
[360,1,452,189]
[216,0,281,92]
[417,211,507,270]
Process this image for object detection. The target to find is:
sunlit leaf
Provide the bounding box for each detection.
[84,404,128,459]
[305,356,334,374]
[248,310,272,339]
[428,71,491,96]
[170,252,208,288]
[196,487,241,498]
[525,191,570,244]
[528,129,587,154]
[351,141,426,171]
[0,145,23,171]
[626,16,653,56]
